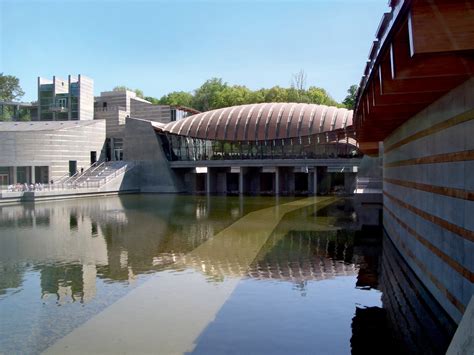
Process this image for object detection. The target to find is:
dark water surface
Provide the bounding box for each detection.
[0,195,455,354]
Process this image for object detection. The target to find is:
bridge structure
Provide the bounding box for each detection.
[353,0,474,326]
[142,102,362,195]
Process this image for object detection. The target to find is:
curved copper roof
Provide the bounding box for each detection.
[160,103,353,141]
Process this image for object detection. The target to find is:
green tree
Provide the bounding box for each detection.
[18,109,31,121]
[112,85,144,99]
[158,91,194,107]
[264,86,288,102]
[307,86,337,106]
[192,78,228,111]
[126,75,345,112]
[342,84,358,109]
[0,73,24,101]
[144,96,161,104]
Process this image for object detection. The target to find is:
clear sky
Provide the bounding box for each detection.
[1,0,388,103]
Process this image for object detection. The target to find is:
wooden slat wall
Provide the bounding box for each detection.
[382,78,474,324]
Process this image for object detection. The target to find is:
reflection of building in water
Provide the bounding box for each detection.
[378,234,456,354]
[350,233,456,355]
[40,264,83,302]
[177,230,358,283]
[0,263,26,298]
[36,263,98,304]
[0,198,125,301]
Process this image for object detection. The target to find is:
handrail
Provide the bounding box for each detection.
[90,161,105,174]
[69,161,100,184]
[0,162,136,194]
[63,171,79,185]
[98,162,134,186]
[55,172,70,184]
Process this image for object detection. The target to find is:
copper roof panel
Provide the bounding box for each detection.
[247,103,269,141]
[158,103,353,142]
[257,103,276,140]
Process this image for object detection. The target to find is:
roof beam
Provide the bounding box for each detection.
[409,0,474,54]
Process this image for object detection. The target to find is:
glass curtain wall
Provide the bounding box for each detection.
[160,133,359,162]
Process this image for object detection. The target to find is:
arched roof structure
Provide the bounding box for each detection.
[158,103,353,141]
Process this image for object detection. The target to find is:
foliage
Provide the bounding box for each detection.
[0,106,32,122]
[119,72,344,111]
[112,85,144,99]
[342,84,358,109]
[157,91,194,107]
[191,78,228,111]
[0,73,25,102]
[0,107,12,121]
[18,110,31,121]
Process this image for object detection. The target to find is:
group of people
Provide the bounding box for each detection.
[6,182,47,192]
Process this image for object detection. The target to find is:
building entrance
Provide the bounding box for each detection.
[0,174,8,186]
[69,161,77,176]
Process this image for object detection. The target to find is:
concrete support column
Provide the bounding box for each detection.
[206,171,211,195]
[275,167,280,195]
[31,166,36,184]
[25,167,30,184]
[110,139,115,161]
[313,169,318,195]
[12,166,17,184]
[239,168,244,195]
[344,173,357,195]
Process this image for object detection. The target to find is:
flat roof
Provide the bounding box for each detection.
[0,120,102,132]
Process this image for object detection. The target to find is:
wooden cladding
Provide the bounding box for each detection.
[384,177,474,201]
[384,205,474,283]
[354,0,474,147]
[384,150,474,168]
[409,1,474,54]
[384,191,474,243]
[384,111,474,154]
[385,221,466,314]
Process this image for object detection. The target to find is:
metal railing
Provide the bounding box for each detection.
[0,161,135,194]
[355,177,383,192]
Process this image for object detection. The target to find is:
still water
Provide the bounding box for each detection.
[0,195,455,354]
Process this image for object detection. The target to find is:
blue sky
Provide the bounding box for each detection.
[1,0,388,102]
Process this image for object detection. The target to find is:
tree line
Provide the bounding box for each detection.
[0,72,358,121]
[118,71,358,111]
[143,77,357,112]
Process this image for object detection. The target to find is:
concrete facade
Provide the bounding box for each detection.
[123,117,361,195]
[123,118,183,193]
[0,120,106,184]
[383,78,474,323]
[37,74,94,121]
[94,90,195,161]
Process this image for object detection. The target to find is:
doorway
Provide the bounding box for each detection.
[0,174,8,186]
[90,151,97,165]
[69,160,77,176]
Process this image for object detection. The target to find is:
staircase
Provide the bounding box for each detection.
[71,161,134,188]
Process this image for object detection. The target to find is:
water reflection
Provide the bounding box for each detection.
[0,195,455,354]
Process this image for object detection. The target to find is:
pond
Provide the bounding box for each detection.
[0,195,455,354]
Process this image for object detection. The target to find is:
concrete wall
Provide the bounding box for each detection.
[95,90,135,113]
[383,78,474,324]
[95,92,175,138]
[95,108,127,138]
[123,118,183,193]
[0,120,106,182]
[130,100,173,123]
[78,75,94,120]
